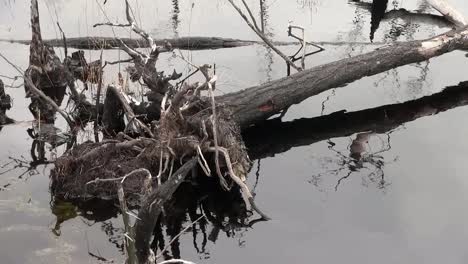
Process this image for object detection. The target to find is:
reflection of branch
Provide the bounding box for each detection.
[244,81,468,160]
[335,170,353,191]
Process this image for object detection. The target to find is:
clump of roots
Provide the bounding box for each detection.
[51,81,253,211]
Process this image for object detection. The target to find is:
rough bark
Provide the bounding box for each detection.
[244,80,468,160]
[219,26,468,128]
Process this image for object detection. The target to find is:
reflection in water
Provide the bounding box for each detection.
[244,80,468,189]
[326,131,393,191]
[50,177,264,262]
[41,80,468,261]
[259,0,274,82]
[171,0,181,37]
[343,2,367,57]
[370,0,389,41]
[0,79,13,128]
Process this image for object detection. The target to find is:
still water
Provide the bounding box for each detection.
[1,0,468,263]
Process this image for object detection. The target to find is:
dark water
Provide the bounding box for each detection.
[2,0,468,263]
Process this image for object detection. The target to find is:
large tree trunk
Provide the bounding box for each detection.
[220,26,468,128]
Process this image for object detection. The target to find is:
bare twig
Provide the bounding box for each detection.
[86,168,152,185]
[227,0,301,71]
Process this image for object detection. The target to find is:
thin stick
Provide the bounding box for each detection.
[228,0,301,71]
[86,168,152,185]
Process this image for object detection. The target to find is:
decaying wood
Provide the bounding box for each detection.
[220,25,468,128]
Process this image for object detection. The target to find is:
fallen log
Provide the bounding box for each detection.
[427,0,467,27]
[243,80,468,160]
[220,25,468,128]
[0,36,257,50]
[0,36,395,51]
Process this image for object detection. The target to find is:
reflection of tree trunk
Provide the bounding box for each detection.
[0,79,13,126]
[244,81,468,160]
[370,0,388,41]
[221,26,468,128]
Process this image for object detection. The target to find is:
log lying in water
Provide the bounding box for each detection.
[0,36,257,50]
[244,80,468,160]
[0,36,396,51]
[221,26,468,128]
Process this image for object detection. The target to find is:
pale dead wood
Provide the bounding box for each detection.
[427,0,467,27]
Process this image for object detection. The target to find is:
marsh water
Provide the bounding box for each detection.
[2,0,468,263]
